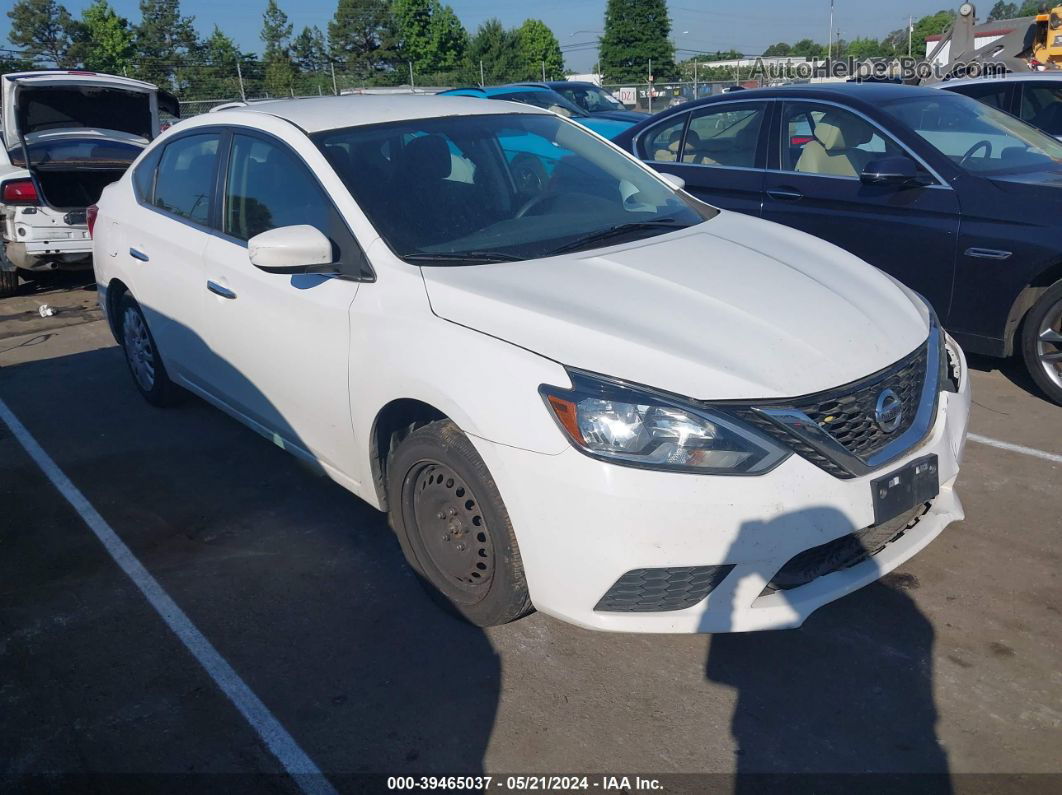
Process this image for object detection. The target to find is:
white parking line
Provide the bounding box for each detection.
[0,397,336,795]
[967,433,1062,464]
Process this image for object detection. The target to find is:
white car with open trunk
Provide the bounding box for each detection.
[91,95,971,632]
[0,70,175,296]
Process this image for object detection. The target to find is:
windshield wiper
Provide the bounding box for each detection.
[402,251,524,265]
[545,218,691,257]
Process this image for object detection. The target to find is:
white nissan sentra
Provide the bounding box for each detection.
[91,95,971,633]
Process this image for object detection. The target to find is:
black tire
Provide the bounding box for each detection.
[117,293,184,407]
[386,419,533,627]
[1020,280,1062,406]
[0,269,17,298]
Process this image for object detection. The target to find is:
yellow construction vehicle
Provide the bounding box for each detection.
[1030,6,1062,68]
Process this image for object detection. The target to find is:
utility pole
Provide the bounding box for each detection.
[236,58,246,101]
[647,58,652,113]
[479,59,485,87]
[693,59,698,99]
[827,0,835,63]
[330,61,338,95]
[542,61,546,81]
[908,15,913,57]
[409,61,415,91]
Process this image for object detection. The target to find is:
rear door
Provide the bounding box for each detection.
[123,129,221,384]
[634,100,769,216]
[200,130,364,478]
[762,100,961,316]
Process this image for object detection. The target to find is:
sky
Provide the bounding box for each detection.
[3,0,962,72]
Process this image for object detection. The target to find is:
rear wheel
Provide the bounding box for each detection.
[1021,281,1062,405]
[387,419,533,627]
[119,294,183,407]
[0,269,17,298]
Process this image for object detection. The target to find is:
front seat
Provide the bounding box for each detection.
[795,113,875,177]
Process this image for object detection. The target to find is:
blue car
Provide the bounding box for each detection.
[513,81,647,124]
[437,85,635,140]
[612,82,1062,404]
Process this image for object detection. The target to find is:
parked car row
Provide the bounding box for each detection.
[3,71,1057,634]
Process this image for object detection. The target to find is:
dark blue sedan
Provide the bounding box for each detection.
[613,83,1062,403]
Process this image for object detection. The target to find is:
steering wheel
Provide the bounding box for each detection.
[960,139,992,166]
[515,191,561,218]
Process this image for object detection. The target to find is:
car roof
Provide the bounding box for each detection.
[442,85,548,97]
[933,72,1062,88]
[658,82,952,113]
[201,94,547,133]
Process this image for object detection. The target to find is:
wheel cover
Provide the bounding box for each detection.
[122,307,156,391]
[1036,298,1062,392]
[408,461,495,598]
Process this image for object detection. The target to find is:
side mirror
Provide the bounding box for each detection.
[660,172,686,191]
[860,156,927,187]
[248,225,335,274]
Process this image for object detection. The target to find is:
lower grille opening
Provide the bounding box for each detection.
[762,502,931,595]
[595,564,735,612]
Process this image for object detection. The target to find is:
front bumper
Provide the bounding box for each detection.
[472,347,971,633]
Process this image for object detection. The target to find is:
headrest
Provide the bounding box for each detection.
[402,134,451,181]
[814,114,873,152]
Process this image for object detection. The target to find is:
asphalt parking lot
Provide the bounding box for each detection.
[1,273,1060,792]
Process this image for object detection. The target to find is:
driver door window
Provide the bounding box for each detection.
[780,103,905,178]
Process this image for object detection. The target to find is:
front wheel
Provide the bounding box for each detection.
[1021,282,1062,405]
[387,420,533,627]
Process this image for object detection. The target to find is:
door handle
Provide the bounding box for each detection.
[207,281,237,300]
[129,247,149,262]
[766,188,804,201]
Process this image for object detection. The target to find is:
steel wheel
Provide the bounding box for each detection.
[122,305,156,392]
[1035,297,1062,392]
[407,460,495,602]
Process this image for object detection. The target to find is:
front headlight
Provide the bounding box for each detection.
[540,370,790,475]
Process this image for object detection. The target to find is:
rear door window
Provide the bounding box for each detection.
[152,133,220,225]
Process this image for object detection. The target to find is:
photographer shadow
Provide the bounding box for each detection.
[703,506,950,793]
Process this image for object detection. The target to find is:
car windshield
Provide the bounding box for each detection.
[492,90,589,118]
[561,85,625,113]
[314,113,712,264]
[880,92,1062,176]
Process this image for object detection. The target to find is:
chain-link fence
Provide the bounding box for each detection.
[600,79,766,113]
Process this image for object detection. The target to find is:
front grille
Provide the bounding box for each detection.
[762,502,930,594]
[731,341,930,478]
[595,565,734,612]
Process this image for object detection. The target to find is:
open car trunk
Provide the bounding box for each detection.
[33,162,137,210]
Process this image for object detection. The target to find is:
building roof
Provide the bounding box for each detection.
[204,94,546,133]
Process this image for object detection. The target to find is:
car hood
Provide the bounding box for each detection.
[422,211,930,400]
[574,116,636,140]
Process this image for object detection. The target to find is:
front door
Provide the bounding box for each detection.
[762,101,961,319]
[200,131,363,480]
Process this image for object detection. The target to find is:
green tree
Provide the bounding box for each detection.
[466,19,522,84]
[845,36,889,59]
[912,10,957,45]
[292,25,328,72]
[7,0,77,67]
[790,38,826,58]
[134,0,200,88]
[328,0,392,78]
[187,25,243,99]
[515,18,563,81]
[71,0,134,74]
[987,1,1019,20]
[762,42,791,56]
[599,0,677,82]
[261,0,295,95]
[429,3,467,73]
[391,0,467,76]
